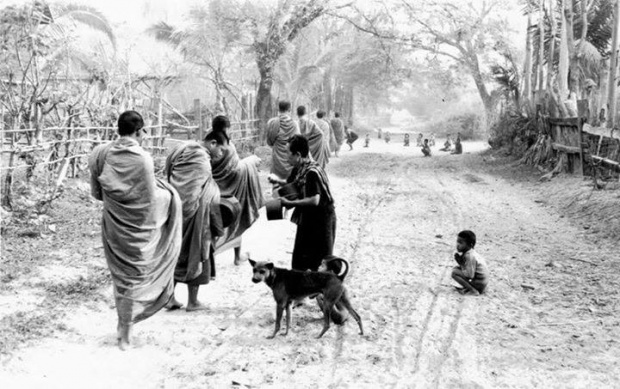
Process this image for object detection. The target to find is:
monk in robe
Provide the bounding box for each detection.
[297,105,330,168]
[330,112,345,157]
[268,135,336,274]
[316,110,336,154]
[266,100,300,180]
[209,115,264,266]
[164,131,228,311]
[89,110,182,350]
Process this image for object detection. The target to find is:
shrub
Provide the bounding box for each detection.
[488,112,538,156]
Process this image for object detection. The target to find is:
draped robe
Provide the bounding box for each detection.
[89,137,182,324]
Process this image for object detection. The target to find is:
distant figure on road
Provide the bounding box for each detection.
[330,112,345,157]
[451,230,489,296]
[297,105,330,168]
[416,133,423,147]
[452,134,463,155]
[345,126,358,150]
[364,133,370,148]
[439,134,453,152]
[316,110,337,155]
[421,138,432,157]
[403,133,410,147]
[377,127,382,139]
[384,131,391,143]
[266,101,300,180]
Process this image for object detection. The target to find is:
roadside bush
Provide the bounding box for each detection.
[426,113,482,140]
[488,112,538,156]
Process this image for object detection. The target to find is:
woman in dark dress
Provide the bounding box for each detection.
[268,135,336,271]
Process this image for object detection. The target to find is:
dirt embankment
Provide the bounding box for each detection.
[1,140,618,388]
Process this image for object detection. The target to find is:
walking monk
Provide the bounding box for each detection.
[330,112,345,157]
[164,130,228,311]
[297,105,330,168]
[266,101,300,180]
[89,110,182,350]
[210,115,264,265]
[316,110,337,155]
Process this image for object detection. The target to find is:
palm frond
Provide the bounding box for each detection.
[52,3,117,49]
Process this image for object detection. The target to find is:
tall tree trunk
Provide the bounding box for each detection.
[467,52,494,134]
[598,59,610,126]
[524,11,533,108]
[558,0,570,112]
[538,0,545,93]
[255,60,275,136]
[608,0,620,128]
[546,0,556,92]
[323,68,333,115]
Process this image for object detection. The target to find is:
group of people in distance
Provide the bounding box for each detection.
[90,111,263,349]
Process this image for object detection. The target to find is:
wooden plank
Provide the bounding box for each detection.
[582,123,620,139]
[578,117,584,176]
[552,143,581,154]
[585,154,620,171]
[548,117,580,127]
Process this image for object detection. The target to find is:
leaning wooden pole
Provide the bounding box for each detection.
[607,0,620,128]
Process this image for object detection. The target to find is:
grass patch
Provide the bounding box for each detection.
[42,268,110,304]
[0,311,66,356]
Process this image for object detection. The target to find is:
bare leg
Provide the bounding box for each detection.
[186,285,208,311]
[451,267,480,296]
[233,245,243,266]
[165,281,183,310]
[117,321,131,351]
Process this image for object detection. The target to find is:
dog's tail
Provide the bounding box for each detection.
[338,258,350,281]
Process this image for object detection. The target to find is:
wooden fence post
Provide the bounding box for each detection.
[157,95,164,154]
[194,98,203,141]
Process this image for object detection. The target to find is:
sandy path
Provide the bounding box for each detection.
[1,139,618,388]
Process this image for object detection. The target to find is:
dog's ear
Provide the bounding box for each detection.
[265,262,274,270]
[248,258,256,267]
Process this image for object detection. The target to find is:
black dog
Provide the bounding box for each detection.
[249,259,363,339]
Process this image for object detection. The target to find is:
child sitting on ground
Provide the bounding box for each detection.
[451,135,463,154]
[451,230,488,295]
[421,138,431,157]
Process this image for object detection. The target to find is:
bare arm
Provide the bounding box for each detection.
[281,194,320,208]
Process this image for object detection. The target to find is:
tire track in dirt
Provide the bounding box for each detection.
[392,173,467,387]
[326,152,471,387]
[326,182,388,385]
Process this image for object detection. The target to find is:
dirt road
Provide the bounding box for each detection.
[1,139,619,388]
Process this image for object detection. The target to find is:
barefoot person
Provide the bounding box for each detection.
[330,112,345,157]
[210,115,264,265]
[316,110,337,155]
[451,230,489,295]
[266,101,300,180]
[421,138,432,157]
[164,131,228,311]
[89,110,182,349]
[297,105,330,168]
[268,135,336,274]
